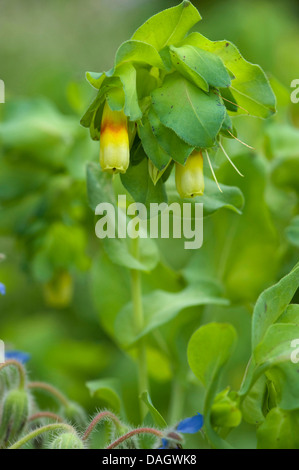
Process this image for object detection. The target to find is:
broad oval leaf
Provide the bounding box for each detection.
[151,74,226,148]
[187,322,237,389]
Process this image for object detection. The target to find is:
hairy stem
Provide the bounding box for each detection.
[82,411,122,441]
[8,423,75,449]
[28,412,65,423]
[27,381,69,407]
[0,360,26,389]
[131,237,148,421]
[106,427,163,449]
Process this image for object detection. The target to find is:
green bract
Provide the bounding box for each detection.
[81,0,275,198]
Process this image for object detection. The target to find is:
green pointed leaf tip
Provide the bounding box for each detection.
[132,1,201,51]
[140,391,167,428]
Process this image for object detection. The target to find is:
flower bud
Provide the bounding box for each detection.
[0,389,29,448]
[49,432,84,449]
[210,389,242,428]
[63,401,87,430]
[100,101,130,174]
[175,150,204,198]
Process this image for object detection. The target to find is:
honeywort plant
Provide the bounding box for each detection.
[1,1,299,451]
[82,0,275,421]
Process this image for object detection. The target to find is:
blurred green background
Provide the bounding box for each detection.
[0,0,299,448]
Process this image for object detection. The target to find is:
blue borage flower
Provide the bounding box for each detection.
[5,351,30,364]
[159,412,204,449]
[159,438,169,450]
[176,412,204,434]
[0,282,6,295]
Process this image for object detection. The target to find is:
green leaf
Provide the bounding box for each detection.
[138,116,171,170]
[252,262,299,350]
[167,175,245,216]
[114,63,142,121]
[170,45,231,91]
[241,375,267,426]
[86,71,106,89]
[86,162,160,271]
[151,74,226,148]
[106,87,125,111]
[140,391,167,428]
[132,1,201,51]
[114,283,228,348]
[286,216,299,248]
[112,40,165,70]
[219,87,238,112]
[86,378,121,412]
[179,32,276,118]
[257,408,299,449]
[120,157,168,210]
[147,108,194,165]
[187,322,237,389]
[254,323,299,410]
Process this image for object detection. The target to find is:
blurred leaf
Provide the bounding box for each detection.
[86,378,121,412]
[285,216,299,248]
[87,162,160,271]
[257,408,299,449]
[167,175,245,216]
[188,322,237,389]
[115,282,229,348]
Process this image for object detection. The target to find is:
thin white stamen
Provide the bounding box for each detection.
[227,130,255,150]
[205,149,223,193]
[219,140,244,177]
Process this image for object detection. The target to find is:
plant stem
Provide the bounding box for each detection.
[131,237,148,421]
[0,360,26,389]
[27,381,69,407]
[106,427,163,449]
[82,411,122,441]
[169,379,184,425]
[8,423,75,449]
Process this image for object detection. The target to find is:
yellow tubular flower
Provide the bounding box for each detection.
[175,150,205,198]
[99,101,130,174]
